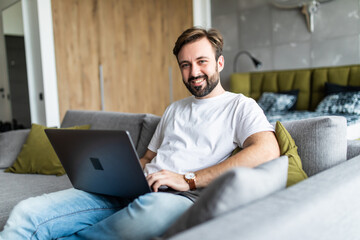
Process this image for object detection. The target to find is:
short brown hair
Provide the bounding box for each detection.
[173,27,223,61]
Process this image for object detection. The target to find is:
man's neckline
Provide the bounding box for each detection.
[192,91,229,104]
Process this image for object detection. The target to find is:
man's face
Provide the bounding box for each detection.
[177,37,224,98]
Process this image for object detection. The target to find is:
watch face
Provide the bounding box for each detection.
[185,172,195,180]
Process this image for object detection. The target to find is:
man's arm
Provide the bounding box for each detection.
[147,131,280,191]
[195,131,280,188]
[140,149,156,169]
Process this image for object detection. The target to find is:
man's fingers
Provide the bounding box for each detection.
[146,170,189,191]
[148,175,167,192]
[146,171,166,190]
[151,180,164,192]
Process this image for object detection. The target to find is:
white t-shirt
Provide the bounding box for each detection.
[144,91,274,175]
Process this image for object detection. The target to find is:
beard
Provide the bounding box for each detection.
[183,68,220,98]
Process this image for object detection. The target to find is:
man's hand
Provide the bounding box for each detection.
[146,170,189,192]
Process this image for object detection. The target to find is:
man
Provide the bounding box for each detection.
[0,27,280,240]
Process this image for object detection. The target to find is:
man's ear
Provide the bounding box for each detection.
[217,55,225,72]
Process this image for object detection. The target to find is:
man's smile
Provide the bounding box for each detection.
[191,78,206,87]
[188,75,207,88]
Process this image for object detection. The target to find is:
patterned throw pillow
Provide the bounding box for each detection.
[258,92,297,112]
[279,89,299,110]
[316,91,360,115]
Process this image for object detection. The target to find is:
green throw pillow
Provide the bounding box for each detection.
[5,123,90,176]
[275,121,308,187]
[230,121,307,187]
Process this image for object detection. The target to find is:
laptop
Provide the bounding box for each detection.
[45,129,152,198]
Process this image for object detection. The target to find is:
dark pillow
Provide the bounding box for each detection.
[325,82,360,96]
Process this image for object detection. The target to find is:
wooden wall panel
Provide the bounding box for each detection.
[164,0,193,103]
[52,0,101,119]
[98,0,192,115]
[52,0,192,119]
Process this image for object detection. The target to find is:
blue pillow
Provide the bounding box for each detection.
[325,82,360,96]
[257,92,297,112]
[316,91,360,115]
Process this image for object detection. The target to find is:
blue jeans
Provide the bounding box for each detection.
[0,188,193,240]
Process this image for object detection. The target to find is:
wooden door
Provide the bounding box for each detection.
[98,0,192,115]
[52,0,193,119]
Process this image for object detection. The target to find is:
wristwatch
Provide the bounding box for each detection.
[184,172,196,190]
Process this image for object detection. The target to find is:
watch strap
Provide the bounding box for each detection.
[184,174,196,190]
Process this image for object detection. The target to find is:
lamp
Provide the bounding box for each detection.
[233,51,262,72]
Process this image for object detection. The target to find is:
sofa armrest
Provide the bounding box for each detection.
[169,155,360,240]
[347,140,360,160]
[0,129,30,168]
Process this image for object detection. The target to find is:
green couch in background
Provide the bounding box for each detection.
[230,64,360,111]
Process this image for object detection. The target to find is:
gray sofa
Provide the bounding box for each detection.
[0,110,360,239]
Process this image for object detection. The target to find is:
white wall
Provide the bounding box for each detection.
[193,0,212,29]
[36,0,59,127]
[2,1,24,36]
[22,0,47,125]
[22,0,59,127]
[211,0,360,90]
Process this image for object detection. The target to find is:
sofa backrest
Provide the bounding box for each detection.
[61,111,349,177]
[136,114,161,157]
[281,116,348,176]
[230,64,360,111]
[61,110,161,157]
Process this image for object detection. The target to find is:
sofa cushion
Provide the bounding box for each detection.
[275,121,308,187]
[136,114,161,158]
[162,156,288,238]
[281,116,347,176]
[5,124,90,176]
[61,110,146,154]
[0,171,72,230]
[0,129,30,168]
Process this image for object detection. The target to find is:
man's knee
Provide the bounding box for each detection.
[128,192,192,217]
[12,197,36,217]
[9,196,46,227]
